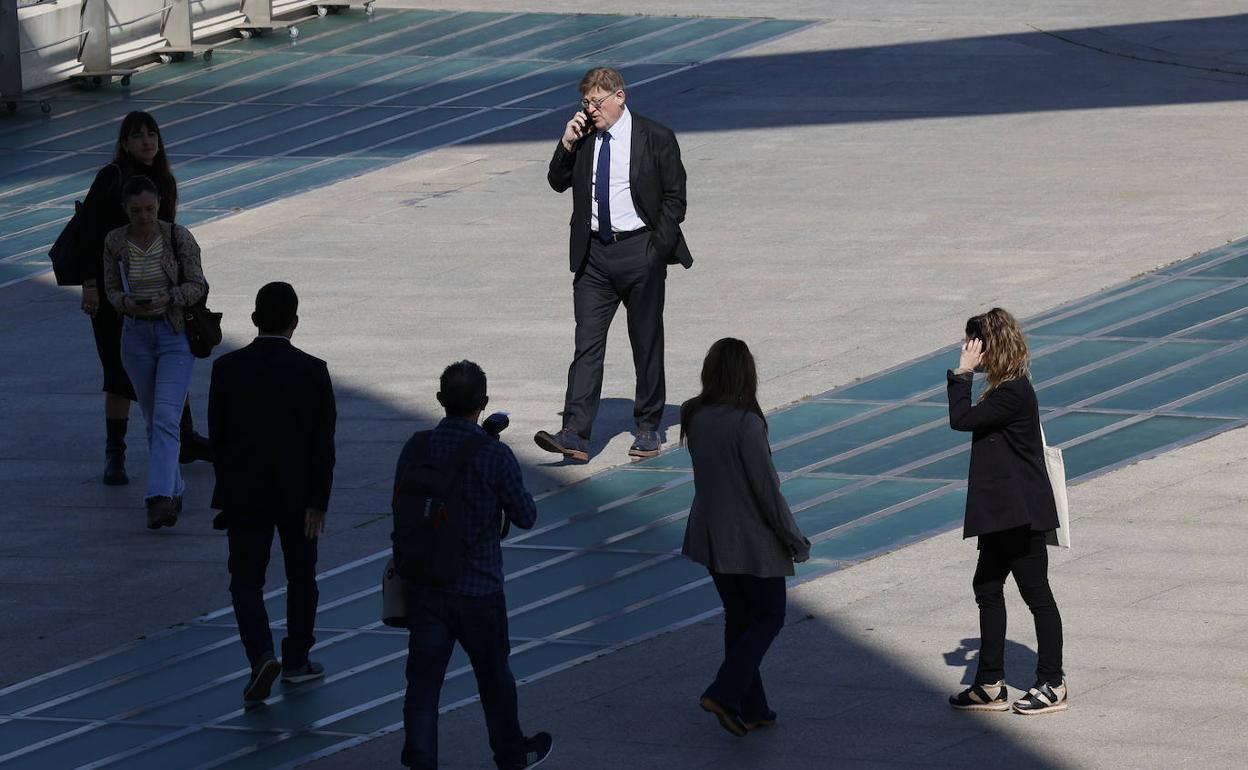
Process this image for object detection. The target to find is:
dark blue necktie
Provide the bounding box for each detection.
[595,131,612,242]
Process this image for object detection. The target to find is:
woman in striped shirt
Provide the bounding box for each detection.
[102,175,207,530]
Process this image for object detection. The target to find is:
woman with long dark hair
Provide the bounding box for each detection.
[946,308,1067,715]
[101,175,206,529]
[76,111,209,486]
[680,338,810,737]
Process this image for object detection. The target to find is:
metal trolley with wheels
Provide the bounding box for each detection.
[237,0,301,40]
[0,0,52,113]
[158,0,215,63]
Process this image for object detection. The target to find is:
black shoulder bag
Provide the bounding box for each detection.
[171,225,223,358]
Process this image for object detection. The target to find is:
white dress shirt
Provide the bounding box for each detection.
[589,107,646,234]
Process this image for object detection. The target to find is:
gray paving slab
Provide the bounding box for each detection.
[3,0,1248,766]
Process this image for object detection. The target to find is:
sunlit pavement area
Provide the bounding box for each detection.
[2,1,1248,768]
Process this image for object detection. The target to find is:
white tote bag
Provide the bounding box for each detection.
[1040,423,1071,548]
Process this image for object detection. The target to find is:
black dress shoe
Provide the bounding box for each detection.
[699,695,747,737]
[534,428,589,462]
[179,431,213,464]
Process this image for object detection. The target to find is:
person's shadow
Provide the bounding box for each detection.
[540,398,681,464]
[944,637,1039,690]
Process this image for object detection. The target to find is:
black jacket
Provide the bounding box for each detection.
[78,162,175,284]
[947,371,1059,538]
[209,337,336,525]
[547,111,693,273]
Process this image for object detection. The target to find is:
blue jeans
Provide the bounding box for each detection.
[402,586,526,770]
[704,572,787,721]
[120,317,193,501]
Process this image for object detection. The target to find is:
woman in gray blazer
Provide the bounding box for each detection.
[680,338,810,737]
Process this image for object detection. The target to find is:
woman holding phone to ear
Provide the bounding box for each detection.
[946,308,1067,715]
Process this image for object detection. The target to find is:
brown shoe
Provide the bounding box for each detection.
[146,496,174,530]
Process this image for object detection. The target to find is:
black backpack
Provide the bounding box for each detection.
[391,431,489,587]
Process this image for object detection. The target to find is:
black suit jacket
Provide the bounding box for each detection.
[548,111,693,273]
[947,371,1060,539]
[209,337,336,525]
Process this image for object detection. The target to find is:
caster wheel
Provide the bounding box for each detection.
[120,75,132,87]
[4,101,15,113]
[239,28,253,39]
[316,5,327,16]
[365,2,375,14]
[159,53,173,64]
[173,51,186,62]
[92,75,103,87]
[40,100,51,114]
[288,26,299,39]
[203,49,213,61]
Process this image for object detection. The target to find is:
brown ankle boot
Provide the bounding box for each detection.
[146,496,174,530]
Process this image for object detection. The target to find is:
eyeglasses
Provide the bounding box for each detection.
[579,92,618,111]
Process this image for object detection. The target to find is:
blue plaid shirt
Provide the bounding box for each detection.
[397,417,537,596]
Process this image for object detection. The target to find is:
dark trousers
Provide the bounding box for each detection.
[563,235,666,438]
[973,526,1064,686]
[704,572,786,720]
[227,517,319,670]
[402,586,525,770]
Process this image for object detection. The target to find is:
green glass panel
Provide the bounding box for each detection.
[509,558,706,638]
[1029,279,1221,336]
[226,106,411,157]
[1175,379,1248,417]
[207,158,388,209]
[511,63,682,109]
[318,57,497,106]
[794,480,946,538]
[1038,342,1220,407]
[180,158,314,204]
[831,352,951,401]
[506,552,656,608]
[118,726,293,770]
[821,424,964,476]
[371,59,546,107]
[1186,247,1248,278]
[539,17,675,60]
[0,720,80,756]
[1,724,168,770]
[898,451,968,480]
[288,107,474,157]
[1160,240,1248,274]
[1091,346,1248,410]
[442,62,585,108]
[30,102,211,153]
[208,732,345,770]
[478,14,623,58]
[770,404,945,473]
[767,402,878,443]
[1040,412,1128,444]
[1180,312,1248,341]
[1030,340,1141,385]
[810,490,966,562]
[0,625,237,716]
[279,10,447,54]
[598,18,745,62]
[502,546,566,573]
[633,443,691,470]
[532,469,679,524]
[520,484,695,547]
[274,57,438,105]
[564,580,720,644]
[663,19,811,62]
[405,14,565,57]
[1062,416,1233,479]
[355,12,510,56]
[1111,284,1248,338]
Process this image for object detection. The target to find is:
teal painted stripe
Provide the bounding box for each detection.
[663,19,811,62]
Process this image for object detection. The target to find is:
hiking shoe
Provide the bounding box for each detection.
[243,657,281,703]
[628,430,661,458]
[281,660,325,684]
[146,496,174,530]
[743,710,777,730]
[534,428,589,462]
[516,732,553,768]
[949,681,1010,712]
[1012,679,1068,715]
[699,695,748,737]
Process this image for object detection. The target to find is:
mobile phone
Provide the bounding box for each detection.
[578,110,595,136]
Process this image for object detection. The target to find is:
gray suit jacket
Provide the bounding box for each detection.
[681,404,810,577]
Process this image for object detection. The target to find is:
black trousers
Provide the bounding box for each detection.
[973,525,1064,686]
[704,572,786,720]
[227,517,319,670]
[563,235,666,438]
[90,299,136,400]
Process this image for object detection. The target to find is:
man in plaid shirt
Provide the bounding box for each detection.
[399,361,553,770]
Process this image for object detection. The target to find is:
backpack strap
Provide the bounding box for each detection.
[443,434,489,486]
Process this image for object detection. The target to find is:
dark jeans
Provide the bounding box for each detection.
[402,586,525,770]
[704,572,786,720]
[227,517,319,670]
[563,235,666,438]
[973,525,1064,686]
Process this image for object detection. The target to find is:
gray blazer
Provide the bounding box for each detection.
[681,404,811,577]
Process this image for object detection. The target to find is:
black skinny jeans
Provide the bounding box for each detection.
[704,572,786,720]
[973,525,1064,686]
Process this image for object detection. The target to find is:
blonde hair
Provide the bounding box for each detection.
[578,67,625,95]
[971,307,1030,399]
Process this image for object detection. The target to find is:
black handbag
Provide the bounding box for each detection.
[171,225,223,359]
[48,164,120,287]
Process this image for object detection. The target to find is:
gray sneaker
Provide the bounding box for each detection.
[243,657,281,703]
[281,660,325,684]
[628,430,661,458]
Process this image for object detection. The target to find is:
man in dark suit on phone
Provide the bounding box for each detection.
[534,66,692,463]
[208,281,337,704]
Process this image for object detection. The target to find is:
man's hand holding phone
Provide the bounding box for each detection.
[561,111,593,152]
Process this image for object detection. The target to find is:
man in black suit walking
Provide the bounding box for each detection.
[535,66,692,463]
[209,282,337,703]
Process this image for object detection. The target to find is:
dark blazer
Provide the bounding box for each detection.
[947,371,1060,539]
[209,337,336,526]
[547,110,693,273]
[681,404,810,577]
